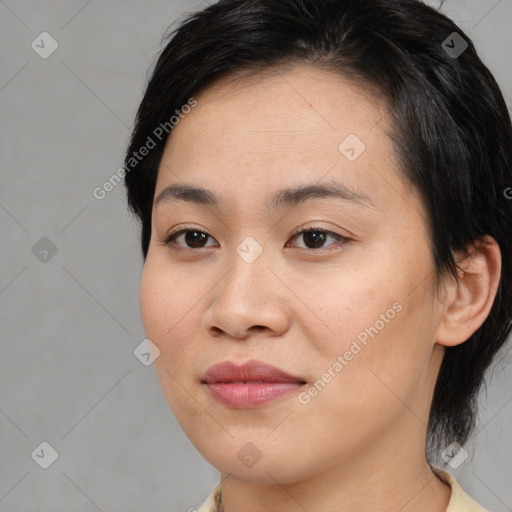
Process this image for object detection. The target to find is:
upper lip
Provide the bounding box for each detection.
[202,360,306,384]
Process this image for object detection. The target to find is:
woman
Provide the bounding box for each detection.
[123,0,512,510]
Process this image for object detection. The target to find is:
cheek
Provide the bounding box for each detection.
[140,258,206,422]
[140,257,192,343]
[296,260,401,356]
[296,306,430,460]
[139,258,199,386]
[301,251,436,415]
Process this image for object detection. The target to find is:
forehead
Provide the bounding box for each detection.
[170,64,384,145]
[154,64,416,217]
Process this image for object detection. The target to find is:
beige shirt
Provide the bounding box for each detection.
[197,467,488,512]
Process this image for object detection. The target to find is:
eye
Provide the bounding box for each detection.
[161,227,217,249]
[286,226,350,250]
[160,225,350,251]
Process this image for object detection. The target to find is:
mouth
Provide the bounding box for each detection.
[201,359,306,385]
[201,359,306,408]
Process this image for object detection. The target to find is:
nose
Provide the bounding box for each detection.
[201,250,291,340]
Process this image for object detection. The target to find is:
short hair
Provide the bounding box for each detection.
[123,0,512,458]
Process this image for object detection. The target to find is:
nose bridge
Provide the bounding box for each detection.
[203,233,291,337]
[222,234,269,301]
[235,234,266,266]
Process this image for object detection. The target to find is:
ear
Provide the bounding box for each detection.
[435,235,502,347]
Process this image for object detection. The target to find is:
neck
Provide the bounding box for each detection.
[217,418,451,512]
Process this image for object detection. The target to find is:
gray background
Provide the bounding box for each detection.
[1,0,511,511]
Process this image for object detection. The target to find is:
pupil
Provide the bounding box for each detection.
[304,230,325,248]
[186,230,207,248]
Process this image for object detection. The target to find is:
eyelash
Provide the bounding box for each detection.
[159,225,351,252]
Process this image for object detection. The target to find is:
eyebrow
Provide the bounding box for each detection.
[154,179,375,211]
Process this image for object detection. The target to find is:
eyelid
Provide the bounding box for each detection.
[287,225,351,250]
[288,224,345,240]
[160,224,218,248]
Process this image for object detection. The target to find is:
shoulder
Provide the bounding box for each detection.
[195,470,491,512]
[196,484,222,512]
[432,466,490,512]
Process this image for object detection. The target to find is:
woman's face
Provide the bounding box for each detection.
[140,65,447,484]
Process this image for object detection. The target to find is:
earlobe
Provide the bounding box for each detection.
[435,235,502,347]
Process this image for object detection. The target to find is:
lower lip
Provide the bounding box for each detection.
[204,382,305,408]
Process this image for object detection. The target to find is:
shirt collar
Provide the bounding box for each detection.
[197,467,488,512]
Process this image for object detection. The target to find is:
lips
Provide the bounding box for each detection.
[202,359,306,384]
[201,360,306,408]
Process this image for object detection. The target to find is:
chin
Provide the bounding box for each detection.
[200,445,312,485]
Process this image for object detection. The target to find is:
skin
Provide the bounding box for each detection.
[139,64,501,512]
